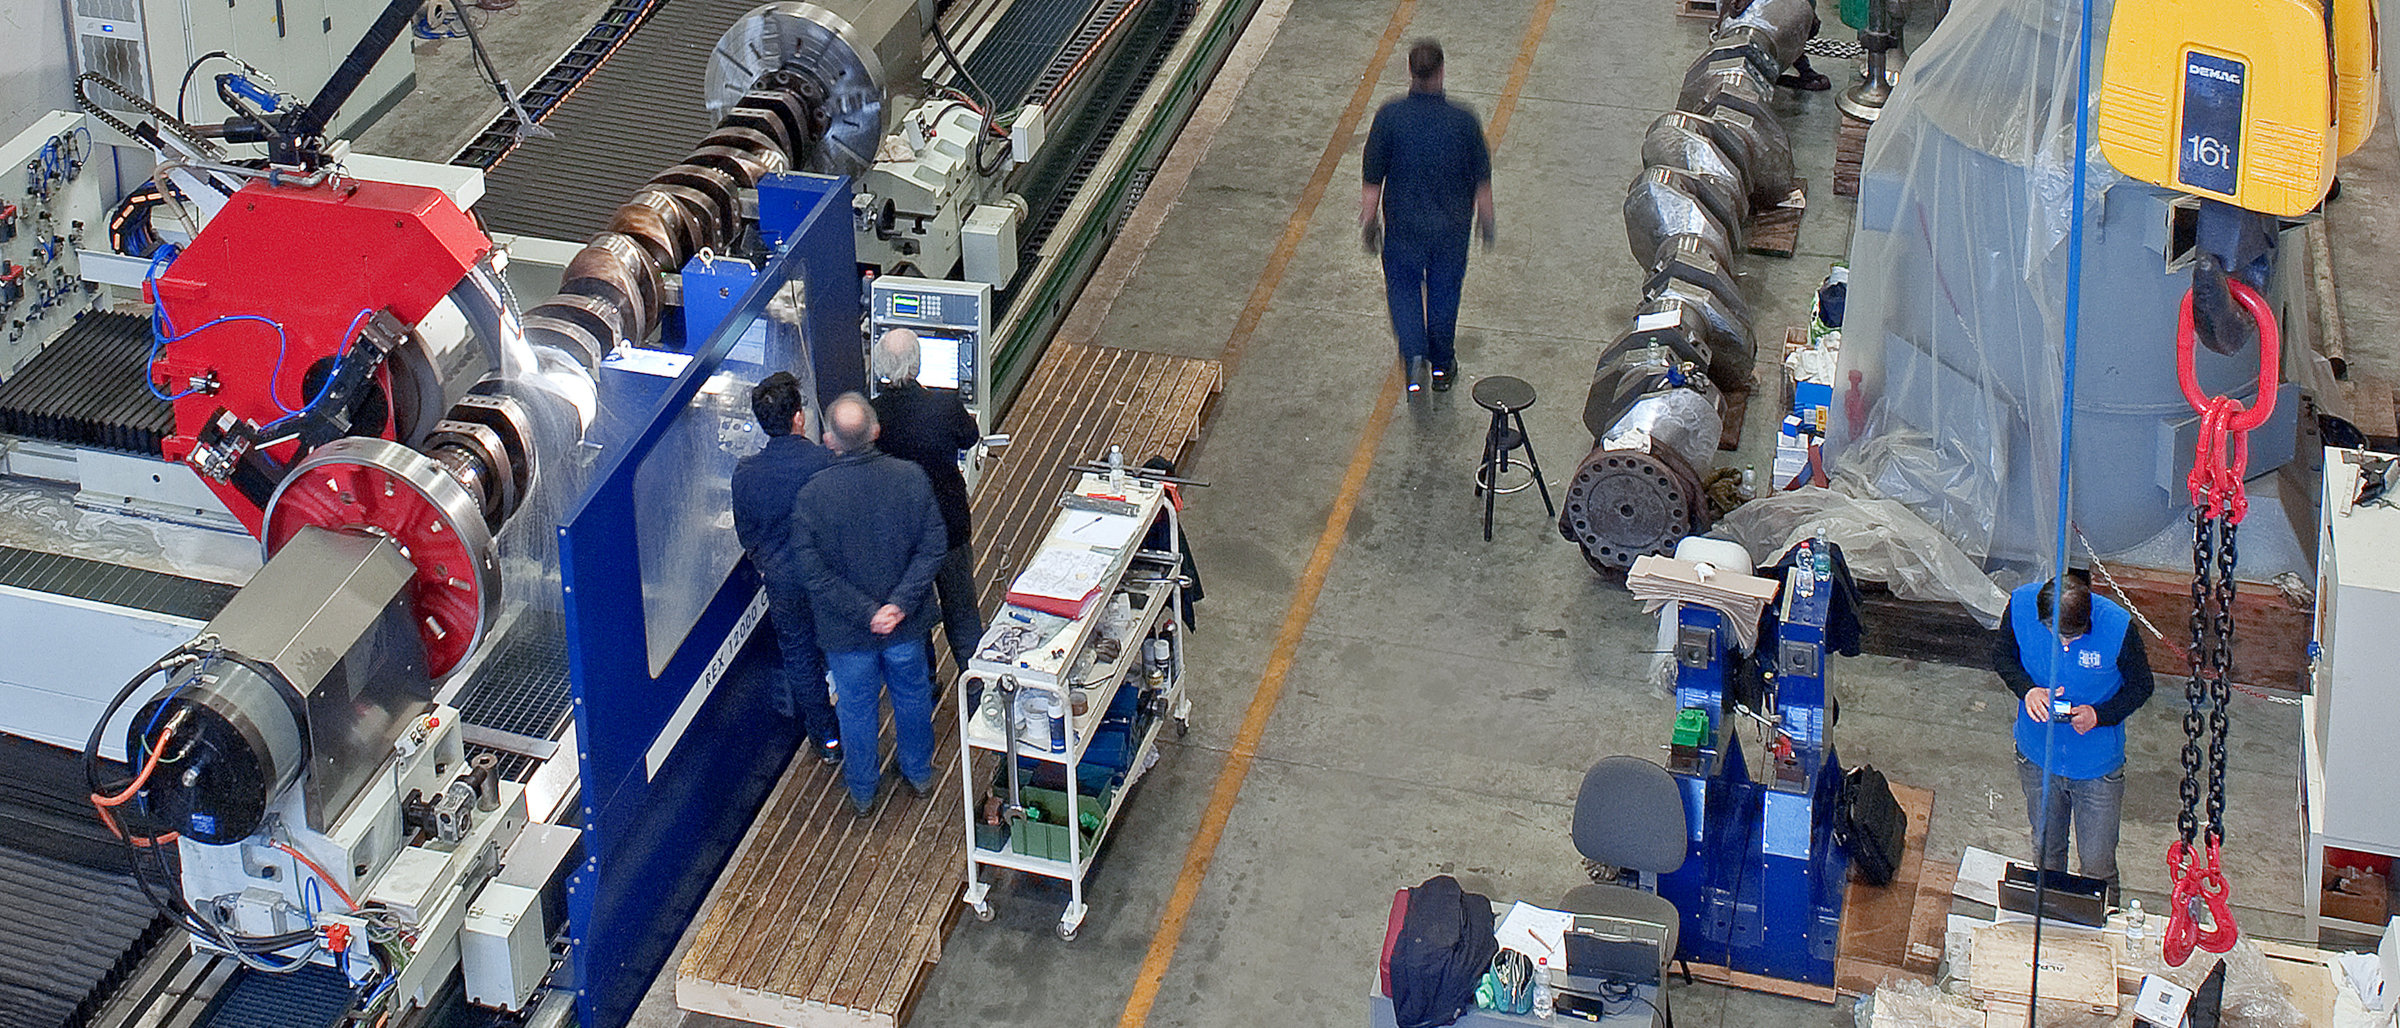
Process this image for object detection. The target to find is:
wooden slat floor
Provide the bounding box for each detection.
[677,343,1223,1027]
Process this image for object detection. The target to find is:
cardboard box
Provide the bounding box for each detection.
[2322,868,2391,925]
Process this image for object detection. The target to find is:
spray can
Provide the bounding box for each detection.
[1048,691,1067,752]
[1147,637,1172,687]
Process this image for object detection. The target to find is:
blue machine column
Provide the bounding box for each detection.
[1655,539,1853,986]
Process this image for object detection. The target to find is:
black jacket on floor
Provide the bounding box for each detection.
[870,382,980,551]
[790,447,950,652]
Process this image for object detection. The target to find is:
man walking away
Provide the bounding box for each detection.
[868,328,986,671]
[1361,40,1496,395]
[729,372,840,766]
[792,393,952,814]
[1992,569,2153,896]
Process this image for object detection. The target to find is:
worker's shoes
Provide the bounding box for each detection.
[1405,357,1429,394]
[818,738,842,766]
[905,775,936,799]
[1430,361,1455,392]
[849,792,876,816]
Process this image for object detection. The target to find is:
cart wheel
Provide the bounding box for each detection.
[1057,921,1079,941]
[1175,717,1190,738]
[972,901,994,923]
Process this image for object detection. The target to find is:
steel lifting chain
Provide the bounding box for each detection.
[2162,281,2275,965]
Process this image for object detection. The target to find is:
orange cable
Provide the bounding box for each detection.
[273,840,358,910]
[91,726,178,846]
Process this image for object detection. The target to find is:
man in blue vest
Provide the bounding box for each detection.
[1992,570,2153,891]
[1361,40,1496,396]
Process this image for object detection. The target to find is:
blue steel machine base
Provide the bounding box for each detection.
[1653,542,1853,988]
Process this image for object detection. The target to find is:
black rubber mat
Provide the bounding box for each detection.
[193,962,360,1028]
[454,0,664,169]
[472,0,770,241]
[0,545,236,623]
[960,0,1102,108]
[0,841,169,1028]
[0,312,172,454]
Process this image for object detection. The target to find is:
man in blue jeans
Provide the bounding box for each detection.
[1361,40,1496,395]
[792,393,951,815]
[729,373,841,767]
[1992,569,2153,894]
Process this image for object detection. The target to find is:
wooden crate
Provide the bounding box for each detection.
[1747,180,1808,259]
[1835,783,1947,996]
[1966,921,2121,1013]
[675,345,1224,1027]
[1678,0,1724,20]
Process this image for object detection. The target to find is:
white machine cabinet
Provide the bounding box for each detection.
[956,467,1191,940]
[2303,447,2400,938]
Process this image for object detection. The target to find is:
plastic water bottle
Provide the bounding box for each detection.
[2127,899,2147,943]
[1532,958,1554,1020]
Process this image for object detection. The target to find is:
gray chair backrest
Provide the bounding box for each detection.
[1571,756,1687,873]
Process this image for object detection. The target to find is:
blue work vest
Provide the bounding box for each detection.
[2009,584,2133,780]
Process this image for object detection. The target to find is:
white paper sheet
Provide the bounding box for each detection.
[1058,511,1142,549]
[1010,547,1112,602]
[1496,901,1576,966]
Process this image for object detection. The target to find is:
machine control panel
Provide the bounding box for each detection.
[0,111,105,376]
[869,274,995,488]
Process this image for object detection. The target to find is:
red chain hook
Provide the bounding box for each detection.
[2175,280,2280,525]
[2163,837,2240,965]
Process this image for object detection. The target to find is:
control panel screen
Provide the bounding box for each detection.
[917,331,965,392]
[890,292,926,320]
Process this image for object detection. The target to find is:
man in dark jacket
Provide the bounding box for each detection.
[1361,40,1495,395]
[1993,569,2153,891]
[729,373,839,766]
[868,328,985,670]
[792,393,952,814]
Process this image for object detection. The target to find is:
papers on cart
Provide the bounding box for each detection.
[1057,510,1144,549]
[1496,902,1576,966]
[1626,554,1779,651]
[1006,547,1115,618]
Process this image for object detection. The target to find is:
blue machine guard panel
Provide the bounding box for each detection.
[1760,791,1814,859]
[559,176,859,1028]
[2178,51,2245,196]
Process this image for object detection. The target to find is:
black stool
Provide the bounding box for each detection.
[1472,375,1556,541]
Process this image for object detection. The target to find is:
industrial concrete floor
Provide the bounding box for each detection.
[361,0,2323,1024]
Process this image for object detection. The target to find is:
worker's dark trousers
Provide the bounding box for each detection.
[765,585,840,748]
[932,542,983,668]
[1381,228,1470,369]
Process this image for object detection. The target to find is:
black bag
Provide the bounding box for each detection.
[1836,765,1906,886]
[1388,875,1498,1028]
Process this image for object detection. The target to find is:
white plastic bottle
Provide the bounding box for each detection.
[2127,899,2147,943]
[1532,958,1555,1020]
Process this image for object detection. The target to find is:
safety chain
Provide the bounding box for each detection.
[2177,516,2209,851]
[2207,521,2236,842]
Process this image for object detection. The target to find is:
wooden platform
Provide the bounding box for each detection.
[1682,781,1945,1005]
[676,344,1223,1027]
[1746,180,1808,259]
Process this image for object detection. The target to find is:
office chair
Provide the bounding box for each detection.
[1560,755,1688,1028]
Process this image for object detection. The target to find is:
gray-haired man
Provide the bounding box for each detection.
[868,328,986,670]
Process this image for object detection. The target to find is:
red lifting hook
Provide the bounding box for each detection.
[2163,837,2239,966]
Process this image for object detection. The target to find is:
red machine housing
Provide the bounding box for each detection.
[149,178,489,534]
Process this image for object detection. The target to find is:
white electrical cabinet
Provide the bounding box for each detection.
[956,468,1191,940]
[69,0,413,139]
[2303,447,2400,938]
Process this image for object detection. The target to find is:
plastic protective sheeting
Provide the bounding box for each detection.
[1604,389,1726,474]
[1721,0,1821,71]
[1833,0,2285,569]
[1643,113,1754,221]
[1709,481,2011,626]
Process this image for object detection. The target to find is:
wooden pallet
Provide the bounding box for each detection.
[675,344,1223,1027]
[1746,180,1808,259]
[1684,781,1942,1005]
[1677,0,1724,20]
[1834,783,1953,997]
[1834,116,1871,197]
